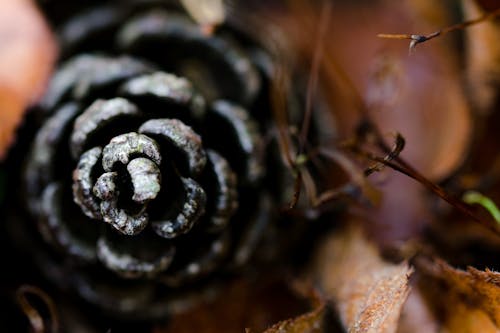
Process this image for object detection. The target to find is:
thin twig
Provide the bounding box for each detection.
[287,0,332,209]
[299,0,332,148]
[378,7,500,51]
[349,143,500,236]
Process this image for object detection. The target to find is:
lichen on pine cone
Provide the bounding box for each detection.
[22,2,322,319]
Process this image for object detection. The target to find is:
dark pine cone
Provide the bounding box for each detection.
[21,2,322,320]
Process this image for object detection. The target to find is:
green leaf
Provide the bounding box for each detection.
[463,191,500,224]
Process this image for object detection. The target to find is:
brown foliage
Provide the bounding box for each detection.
[418,257,500,332]
[310,224,413,333]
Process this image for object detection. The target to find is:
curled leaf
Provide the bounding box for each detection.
[310,224,413,333]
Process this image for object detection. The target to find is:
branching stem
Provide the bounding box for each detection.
[378,7,500,50]
[349,136,500,236]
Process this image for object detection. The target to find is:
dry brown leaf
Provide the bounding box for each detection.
[0,0,57,159]
[417,257,500,332]
[260,305,325,333]
[462,0,500,114]
[310,223,413,333]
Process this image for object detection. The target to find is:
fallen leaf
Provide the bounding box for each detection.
[310,223,413,333]
[260,305,325,333]
[0,0,57,159]
[417,257,500,332]
[462,0,500,114]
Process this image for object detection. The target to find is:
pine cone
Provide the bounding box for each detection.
[22,3,320,320]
